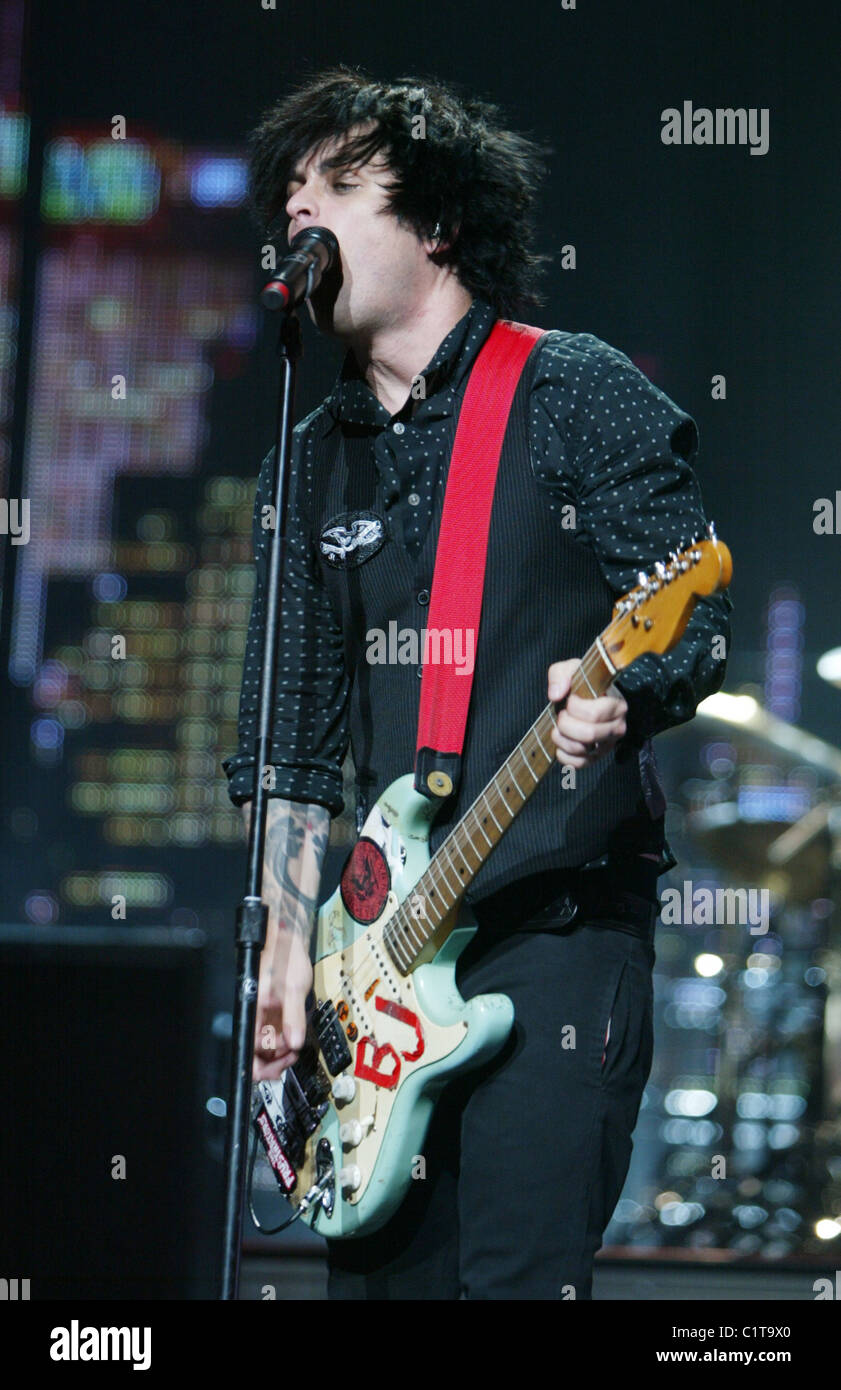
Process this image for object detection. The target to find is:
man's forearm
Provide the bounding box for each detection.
[241,798,331,947]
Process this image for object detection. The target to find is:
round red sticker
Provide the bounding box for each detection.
[340,837,391,924]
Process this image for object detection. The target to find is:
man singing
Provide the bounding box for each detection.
[224,67,732,1300]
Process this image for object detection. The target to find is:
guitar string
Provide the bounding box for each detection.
[343,547,711,1026]
[381,626,620,966]
[382,642,613,963]
[381,547,704,967]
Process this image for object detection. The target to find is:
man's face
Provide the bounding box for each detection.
[284,130,435,341]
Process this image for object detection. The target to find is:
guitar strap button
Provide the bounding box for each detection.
[427,770,453,797]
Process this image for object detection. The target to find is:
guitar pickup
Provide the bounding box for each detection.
[315,999,353,1076]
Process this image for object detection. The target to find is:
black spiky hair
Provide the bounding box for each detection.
[246,65,552,318]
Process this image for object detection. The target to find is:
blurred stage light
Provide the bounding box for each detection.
[698,692,759,723]
[815,1219,841,1240]
[189,155,247,208]
[42,137,160,223]
[817,646,841,687]
[694,953,723,977]
[0,106,30,198]
[664,1088,717,1117]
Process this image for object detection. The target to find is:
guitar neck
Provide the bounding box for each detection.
[380,531,732,975]
[383,639,617,974]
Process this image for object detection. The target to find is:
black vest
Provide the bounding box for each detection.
[303,346,664,905]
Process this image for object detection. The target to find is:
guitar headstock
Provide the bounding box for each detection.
[603,526,733,670]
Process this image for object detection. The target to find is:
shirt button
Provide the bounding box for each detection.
[417,589,430,605]
[408,492,420,506]
[417,665,424,678]
[392,421,405,435]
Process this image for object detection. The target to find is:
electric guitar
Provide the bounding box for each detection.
[252,531,733,1237]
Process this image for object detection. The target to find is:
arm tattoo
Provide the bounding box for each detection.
[241,799,330,945]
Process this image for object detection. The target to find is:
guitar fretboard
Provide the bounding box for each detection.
[382,644,615,974]
[375,534,726,975]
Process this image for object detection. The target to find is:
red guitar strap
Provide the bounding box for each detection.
[414,318,546,801]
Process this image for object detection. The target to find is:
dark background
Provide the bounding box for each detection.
[6,0,839,929]
[2,0,840,1291]
[23,0,841,735]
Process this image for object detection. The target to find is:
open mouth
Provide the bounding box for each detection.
[309,252,343,307]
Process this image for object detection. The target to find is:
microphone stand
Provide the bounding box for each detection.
[219,308,302,1300]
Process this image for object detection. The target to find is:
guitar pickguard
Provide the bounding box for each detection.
[253,774,512,1236]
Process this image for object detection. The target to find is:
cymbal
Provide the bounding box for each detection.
[694,693,841,777]
[663,692,841,901]
[686,803,832,903]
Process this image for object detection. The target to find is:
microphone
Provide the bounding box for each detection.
[260,227,340,312]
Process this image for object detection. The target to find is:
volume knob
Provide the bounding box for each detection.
[339,1114,374,1148]
[339,1164,362,1194]
[340,1120,364,1147]
[331,1075,356,1104]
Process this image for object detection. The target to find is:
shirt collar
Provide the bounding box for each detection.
[324,296,498,427]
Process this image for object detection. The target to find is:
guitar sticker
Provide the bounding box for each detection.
[340,837,391,924]
[353,1001,425,1090]
[254,1107,297,1193]
[375,996,425,1062]
[354,1036,402,1089]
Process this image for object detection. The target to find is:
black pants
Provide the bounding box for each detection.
[326,871,656,1300]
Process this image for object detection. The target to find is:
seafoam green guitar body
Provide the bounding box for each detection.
[253,775,514,1238]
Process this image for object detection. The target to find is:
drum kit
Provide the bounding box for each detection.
[626,650,841,1259]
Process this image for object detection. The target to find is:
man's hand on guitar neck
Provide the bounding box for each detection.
[240,797,331,1080]
[548,657,628,768]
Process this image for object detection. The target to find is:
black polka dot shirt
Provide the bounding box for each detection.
[223,295,732,816]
